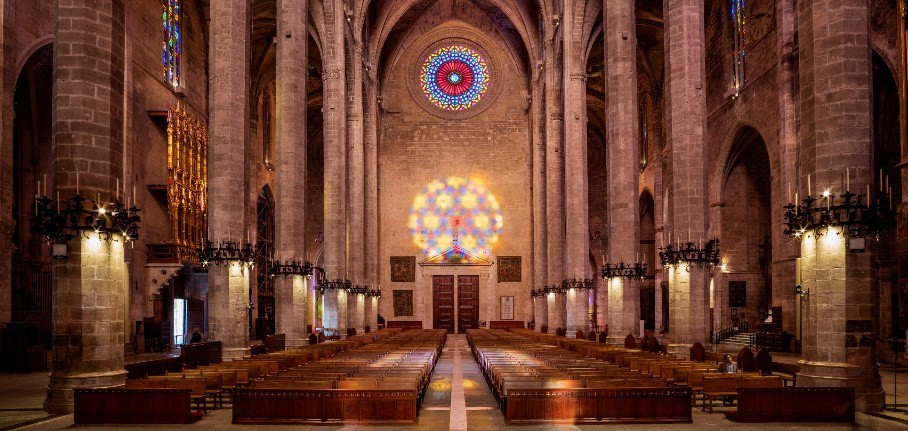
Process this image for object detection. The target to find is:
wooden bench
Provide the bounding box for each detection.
[725,387,855,423]
[233,388,419,424]
[126,377,211,412]
[182,340,222,367]
[703,375,782,412]
[74,388,193,424]
[505,387,692,424]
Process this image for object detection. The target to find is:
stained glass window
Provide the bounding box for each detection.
[730,0,746,94]
[420,46,489,110]
[409,177,503,257]
[163,0,182,88]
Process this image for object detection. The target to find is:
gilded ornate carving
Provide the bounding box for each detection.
[167,103,209,262]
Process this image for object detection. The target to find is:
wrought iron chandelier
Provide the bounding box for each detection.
[268,259,314,277]
[197,240,257,267]
[658,239,721,268]
[783,189,894,239]
[562,277,595,291]
[316,278,352,295]
[32,192,141,248]
[600,261,647,280]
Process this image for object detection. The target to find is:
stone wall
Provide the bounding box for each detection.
[377,16,532,328]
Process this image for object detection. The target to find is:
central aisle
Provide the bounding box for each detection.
[420,334,506,430]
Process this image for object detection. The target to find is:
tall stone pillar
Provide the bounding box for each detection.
[208,0,251,358]
[0,0,10,326]
[663,0,709,348]
[347,38,365,331]
[274,0,308,341]
[44,0,127,414]
[796,0,883,412]
[364,51,380,332]
[322,0,347,335]
[544,34,566,332]
[605,0,640,342]
[773,0,800,335]
[531,64,547,332]
[563,3,590,335]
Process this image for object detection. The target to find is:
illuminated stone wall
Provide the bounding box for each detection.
[378,11,531,329]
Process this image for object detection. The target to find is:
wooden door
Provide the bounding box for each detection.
[433,276,455,333]
[457,275,479,333]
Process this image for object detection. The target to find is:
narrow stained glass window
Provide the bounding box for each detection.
[163,0,182,88]
[730,0,746,94]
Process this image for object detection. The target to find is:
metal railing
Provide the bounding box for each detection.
[713,321,750,345]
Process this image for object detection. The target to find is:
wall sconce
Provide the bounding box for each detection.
[795,284,808,297]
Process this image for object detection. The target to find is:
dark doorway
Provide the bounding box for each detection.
[458,275,480,332]
[433,275,455,333]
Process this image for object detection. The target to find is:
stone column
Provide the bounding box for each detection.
[364,52,380,332]
[772,0,799,336]
[531,63,547,332]
[208,0,251,358]
[274,0,308,341]
[322,0,347,335]
[44,0,127,414]
[563,3,590,335]
[0,0,10,326]
[795,0,883,412]
[663,0,709,348]
[544,34,566,332]
[347,37,365,331]
[605,0,640,342]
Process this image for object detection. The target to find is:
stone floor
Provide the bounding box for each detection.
[1,336,908,430]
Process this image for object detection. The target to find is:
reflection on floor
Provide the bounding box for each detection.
[0,334,906,430]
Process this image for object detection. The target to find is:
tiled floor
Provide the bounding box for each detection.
[1,336,907,430]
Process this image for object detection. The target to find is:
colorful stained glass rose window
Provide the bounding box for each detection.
[420,46,490,110]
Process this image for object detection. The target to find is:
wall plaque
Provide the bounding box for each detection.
[497,256,521,282]
[500,296,514,320]
[390,256,416,282]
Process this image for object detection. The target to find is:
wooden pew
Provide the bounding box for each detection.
[233,388,419,425]
[505,387,692,424]
[702,375,782,412]
[74,388,192,424]
[725,387,855,423]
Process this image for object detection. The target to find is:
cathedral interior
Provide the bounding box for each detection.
[1,0,908,429]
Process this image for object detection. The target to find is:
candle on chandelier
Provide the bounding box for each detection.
[788,181,791,202]
[808,174,811,196]
[57,192,60,214]
[43,174,47,196]
[867,185,871,208]
[116,178,119,201]
[846,168,850,191]
[76,173,80,195]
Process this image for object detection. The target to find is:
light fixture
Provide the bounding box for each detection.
[33,191,141,246]
[658,239,721,268]
[784,187,894,240]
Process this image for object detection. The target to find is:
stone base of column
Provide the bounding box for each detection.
[223,347,251,361]
[44,370,127,414]
[797,360,884,412]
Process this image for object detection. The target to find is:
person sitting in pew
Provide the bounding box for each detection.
[718,354,738,373]
[189,328,203,344]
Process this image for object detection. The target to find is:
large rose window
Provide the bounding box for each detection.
[419,45,490,111]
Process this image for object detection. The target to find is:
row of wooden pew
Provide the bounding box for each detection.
[232,329,447,425]
[470,328,855,424]
[468,329,693,424]
[74,329,420,424]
